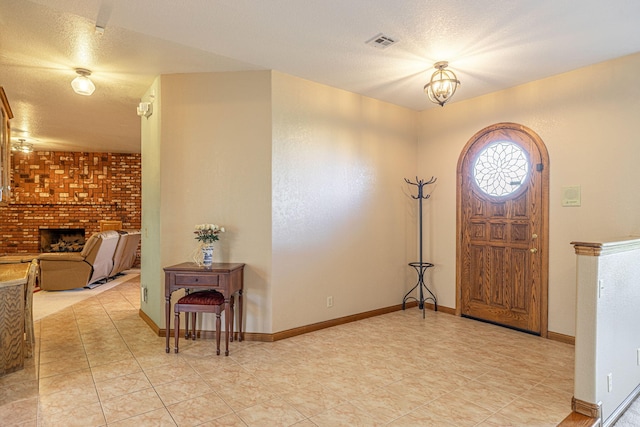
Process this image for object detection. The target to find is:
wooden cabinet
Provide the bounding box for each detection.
[0,263,29,376]
[0,87,13,205]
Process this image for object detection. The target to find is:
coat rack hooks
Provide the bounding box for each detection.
[402,176,438,318]
[404,176,437,201]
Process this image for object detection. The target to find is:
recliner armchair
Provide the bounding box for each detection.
[109,230,141,278]
[38,230,120,291]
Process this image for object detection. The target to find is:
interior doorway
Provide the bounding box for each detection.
[456,123,549,336]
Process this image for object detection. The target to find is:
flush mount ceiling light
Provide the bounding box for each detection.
[71,68,96,96]
[424,61,460,107]
[11,138,33,153]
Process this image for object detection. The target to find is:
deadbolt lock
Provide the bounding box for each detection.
[532,234,538,239]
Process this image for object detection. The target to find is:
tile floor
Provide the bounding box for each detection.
[0,276,575,426]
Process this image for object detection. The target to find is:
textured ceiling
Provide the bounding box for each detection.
[2,0,640,153]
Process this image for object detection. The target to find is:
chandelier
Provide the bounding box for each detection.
[424,61,460,107]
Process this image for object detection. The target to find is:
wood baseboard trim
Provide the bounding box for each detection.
[273,302,412,341]
[572,397,601,419]
[139,309,163,335]
[430,303,456,316]
[548,330,575,345]
[138,309,271,341]
[140,302,455,342]
[557,397,601,427]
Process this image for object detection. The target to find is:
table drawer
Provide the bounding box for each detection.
[175,273,219,286]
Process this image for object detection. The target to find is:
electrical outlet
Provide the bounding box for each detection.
[326,296,333,308]
[637,348,640,366]
[607,373,613,392]
[141,286,148,303]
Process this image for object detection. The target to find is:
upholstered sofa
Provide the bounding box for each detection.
[38,230,120,291]
[109,230,141,278]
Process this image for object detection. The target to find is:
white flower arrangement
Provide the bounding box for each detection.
[194,223,225,245]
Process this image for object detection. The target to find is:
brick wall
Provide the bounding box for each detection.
[0,151,141,255]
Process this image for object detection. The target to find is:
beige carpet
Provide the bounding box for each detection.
[614,396,640,426]
[32,270,140,321]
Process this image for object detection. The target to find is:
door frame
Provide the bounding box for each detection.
[455,122,550,337]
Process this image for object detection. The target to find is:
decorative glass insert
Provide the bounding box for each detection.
[473,141,529,197]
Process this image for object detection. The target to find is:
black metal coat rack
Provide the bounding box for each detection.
[402,176,438,318]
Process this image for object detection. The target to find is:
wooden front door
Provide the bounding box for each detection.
[457,123,549,335]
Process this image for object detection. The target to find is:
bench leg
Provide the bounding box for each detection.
[215,312,222,356]
[191,313,197,340]
[174,311,180,353]
[184,309,190,339]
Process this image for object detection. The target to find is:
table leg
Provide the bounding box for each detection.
[224,298,231,356]
[238,289,244,341]
[229,295,235,343]
[165,295,171,353]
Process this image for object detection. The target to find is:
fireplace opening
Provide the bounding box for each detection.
[39,228,86,253]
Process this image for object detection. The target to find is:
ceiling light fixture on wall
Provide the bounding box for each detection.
[424,61,460,107]
[11,138,33,153]
[71,68,96,96]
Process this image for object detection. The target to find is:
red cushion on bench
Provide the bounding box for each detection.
[177,290,224,305]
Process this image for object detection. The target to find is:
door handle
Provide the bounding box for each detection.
[530,248,538,253]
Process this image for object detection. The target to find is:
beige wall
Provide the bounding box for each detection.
[418,52,640,336]
[141,70,419,334]
[271,72,419,332]
[141,71,273,332]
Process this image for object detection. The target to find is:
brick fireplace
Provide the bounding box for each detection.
[0,151,141,255]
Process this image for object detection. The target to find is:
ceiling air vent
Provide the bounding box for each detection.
[365,33,398,49]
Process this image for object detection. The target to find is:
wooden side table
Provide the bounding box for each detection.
[164,262,245,355]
